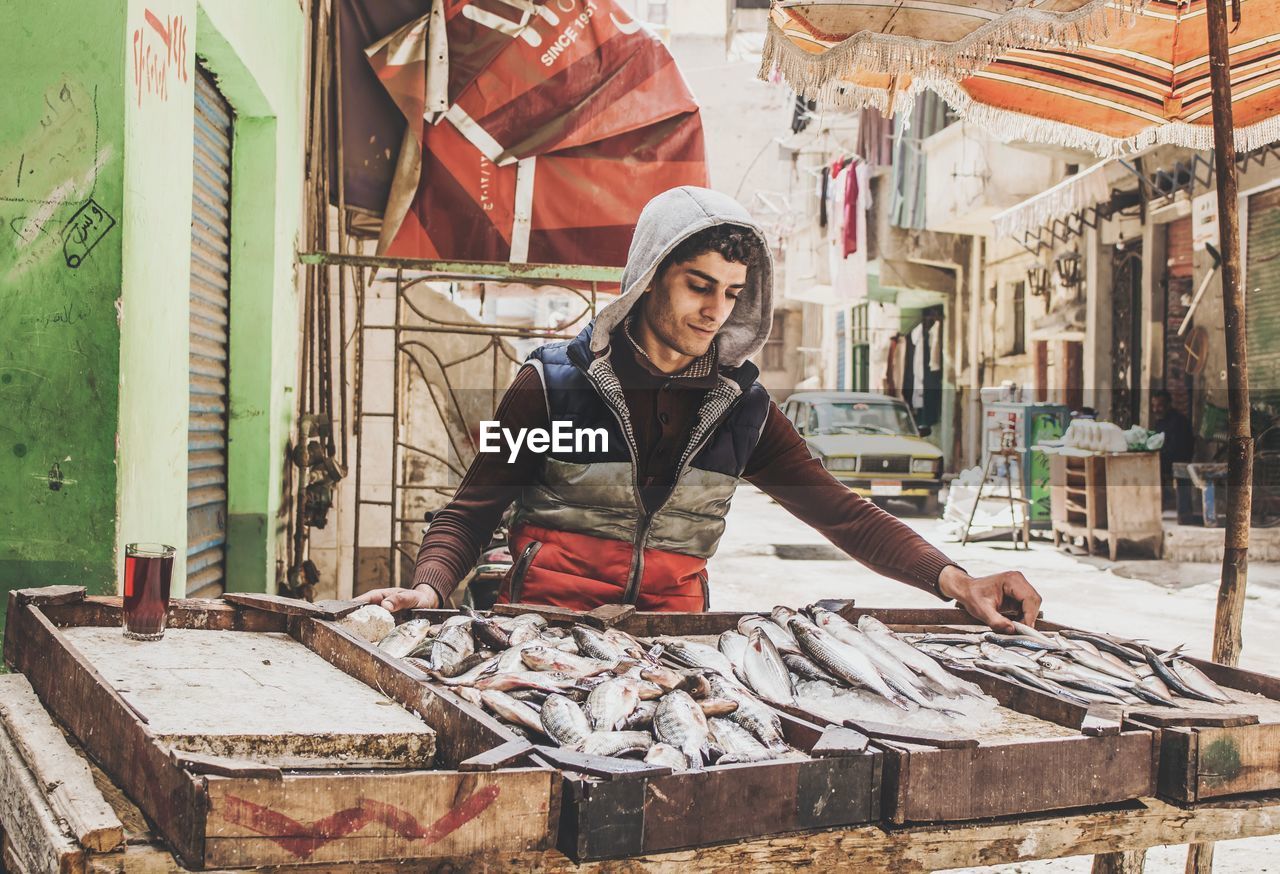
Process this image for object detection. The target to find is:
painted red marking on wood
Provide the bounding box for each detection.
[217,784,502,860]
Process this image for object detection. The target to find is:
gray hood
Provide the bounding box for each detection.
[590,186,774,369]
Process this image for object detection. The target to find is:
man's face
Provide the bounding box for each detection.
[641,251,748,359]
[1151,394,1168,419]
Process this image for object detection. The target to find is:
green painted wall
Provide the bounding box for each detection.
[0,2,128,631]
[1,0,304,632]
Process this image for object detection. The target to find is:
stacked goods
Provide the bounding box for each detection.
[910,623,1239,709]
[374,609,805,770]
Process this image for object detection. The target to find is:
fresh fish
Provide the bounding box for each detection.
[474,670,581,693]
[506,622,542,648]
[462,608,511,650]
[814,611,950,709]
[770,605,800,629]
[679,671,713,699]
[915,633,986,646]
[653,690,710,767]
[576,731,653,758]
[1011,621,1057,647]
[782,652,840,684]
[453,686,483,708]
[585,678,641,732]
[698,697,739,717]
[859,615,980,698]
[979,641,1042,672]
[1061,646,1142,684]
[639,665,684,692]
[738,615,800,653]
[742,628,795,704]
[498,613,549,631]
[645,743,690,770]
[705,673,789,752]
[572,626,627,663]
[540,694,592,747]
[718,630,749,673]
[974,658,1092,706]
[1060,629,1147,664]
[494,639,543,674]
[709,717,776,764]
[1169,659,1233,704]
[1035,660,1131,703]
[653,637,739,679]
[433,651,491,679]
[520,645,615,678]
[481,689,545,735]
[603,627,648,660]
[622,699,657,730]
[982,632,1063,653]
[790,616,912,710]
[377,619,436,658]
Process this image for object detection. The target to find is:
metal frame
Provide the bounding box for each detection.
[299,251,621,590]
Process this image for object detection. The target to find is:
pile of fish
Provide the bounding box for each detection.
[709,607,997,730]
[910,622,1237,709]
[371,609,804,770]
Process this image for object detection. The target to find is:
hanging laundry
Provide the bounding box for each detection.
[856,107,894,167]
[885,334,899,396]
[928,318,942,372]
[819,167,829,229]
[841,158,861,257]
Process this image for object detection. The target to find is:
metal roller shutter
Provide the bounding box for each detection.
[1248,187,1280,404]
[188,69,233,598]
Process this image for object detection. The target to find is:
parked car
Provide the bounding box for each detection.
[780,391,943,515]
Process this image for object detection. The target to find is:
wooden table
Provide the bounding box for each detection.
[4,675,1280,874]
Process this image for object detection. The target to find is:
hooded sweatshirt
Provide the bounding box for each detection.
[410,187,960,610]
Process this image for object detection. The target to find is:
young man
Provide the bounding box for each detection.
[359,187,1041,630]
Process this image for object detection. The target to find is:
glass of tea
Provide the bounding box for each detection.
[122,543,175,640]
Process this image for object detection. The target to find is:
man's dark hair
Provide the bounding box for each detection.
[657,224,759,278]
[1152,389,1173,403]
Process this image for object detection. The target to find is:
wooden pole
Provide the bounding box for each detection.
[1205,0,1251,671]
[1187,2,1251,871]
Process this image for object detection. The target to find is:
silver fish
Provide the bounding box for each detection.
[622,699,657,730]
[858,615,980,698]
[481,689,546,735]
[770,605,800,628]
[603,627,648,660]
[520,645,615,678]
[706,672,789,752]
[982,632,1063,653]
[974,658,1092,706]
[645,743,690,770]
[576,731,653,758]
[814,611,940,708]
[1011,621,1058,646]
[640,665,684,692]
[709,717,776,764]
[453,686,483,708]
[738,615,800,654]
[585,678,641,732]
[653,637,738,679]
[1064,646,1141,684]
[790,616,912,710]
[572,626,627,663]
[782,652,840,683]
[1169,659,1233,704]
[540,694,592,747]
[743,628,795,704]
[653,690,710,767]
[979,641,1042,672]
[1060,629,1147,663]
[474,670,581,693]
[718,630,749,673]
[462,609,511,650]
[424,653,499,686]
[377,618,436,658]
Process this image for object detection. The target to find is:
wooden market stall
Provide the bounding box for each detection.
[1050,451,1164,560]
[4,587,1280,872]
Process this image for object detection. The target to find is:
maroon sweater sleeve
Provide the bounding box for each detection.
[410,365,549,603]
[742,403,961,598]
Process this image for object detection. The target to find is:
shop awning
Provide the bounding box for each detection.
[992,159,1114,240]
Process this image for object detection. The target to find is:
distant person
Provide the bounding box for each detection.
[1151,389,1194,495]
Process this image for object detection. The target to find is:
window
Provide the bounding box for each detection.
[1011,280,1026,356]
[762,311,787,371]
[644,0,667,24]
[806,407,820,435]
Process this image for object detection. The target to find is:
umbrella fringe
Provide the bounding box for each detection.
[759,0,1148,97]
[927,77,1280,159]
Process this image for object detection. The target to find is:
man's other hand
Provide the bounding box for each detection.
[937,566,1042,634]
[354,585,441,613]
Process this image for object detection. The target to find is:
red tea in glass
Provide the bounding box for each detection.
[123,543,175,640]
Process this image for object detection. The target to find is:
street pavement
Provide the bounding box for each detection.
[707,485,1280,873]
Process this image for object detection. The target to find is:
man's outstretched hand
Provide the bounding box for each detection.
[354,584,441,613]
[937,566,1042,634]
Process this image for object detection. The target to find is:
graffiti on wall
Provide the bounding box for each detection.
[0,80,114,282]
[132,9,189,106]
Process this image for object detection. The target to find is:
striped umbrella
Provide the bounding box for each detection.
[764,0,1280,156]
